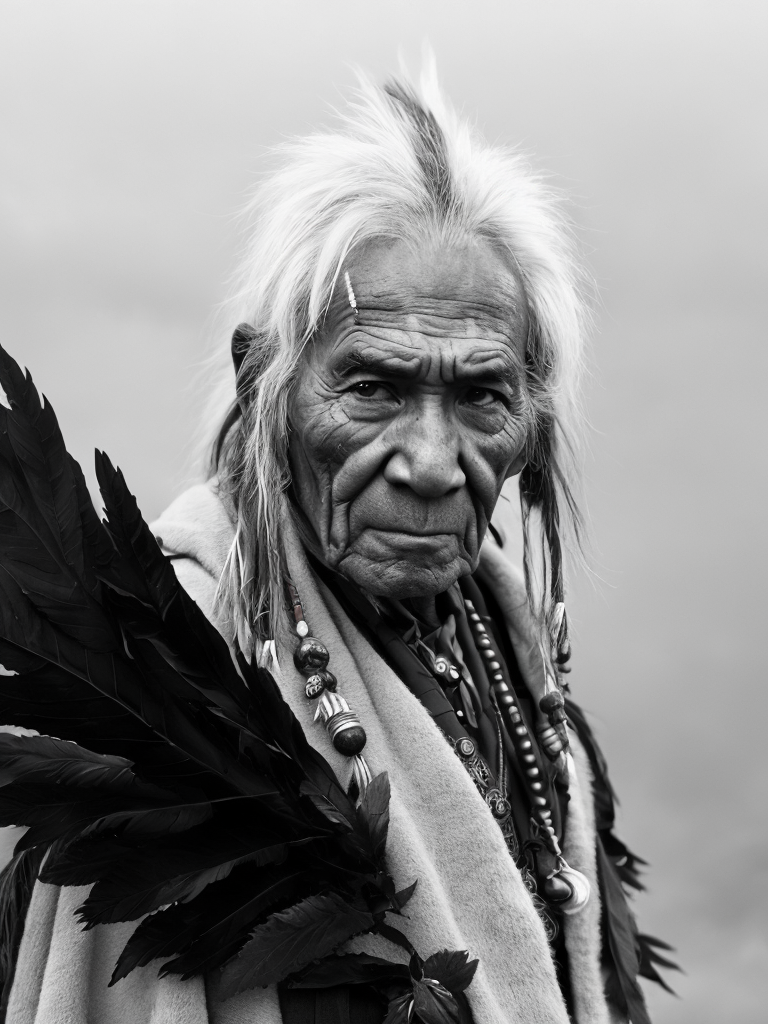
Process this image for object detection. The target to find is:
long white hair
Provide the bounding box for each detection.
[206,66,589,647]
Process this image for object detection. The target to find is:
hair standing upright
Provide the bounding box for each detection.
[207,64,590,649]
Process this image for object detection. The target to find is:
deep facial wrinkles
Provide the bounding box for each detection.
[288,236,531,599]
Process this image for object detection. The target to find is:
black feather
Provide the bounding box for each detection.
[597,843,653,1024]
[637,934,680,994]
[112,866,305,983]
[290,952,411,989]
[0,847,45,1020]
[220,892,375,997]
[567,697,679,1007]
[0,343,480,1022]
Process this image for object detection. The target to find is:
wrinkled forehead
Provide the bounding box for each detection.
[324,235,528,339]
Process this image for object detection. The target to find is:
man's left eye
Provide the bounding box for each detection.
[464,387,500,407]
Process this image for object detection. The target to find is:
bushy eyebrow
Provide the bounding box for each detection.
[334,346,525,390]
[336,349,421,381]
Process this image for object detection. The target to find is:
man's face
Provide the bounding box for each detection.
[288,236,531,600]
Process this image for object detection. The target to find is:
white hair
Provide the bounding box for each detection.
[206,66,590,647]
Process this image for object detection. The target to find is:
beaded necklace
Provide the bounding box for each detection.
[285,577,590,933]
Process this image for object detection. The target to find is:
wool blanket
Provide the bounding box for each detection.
[7,483,611,1024]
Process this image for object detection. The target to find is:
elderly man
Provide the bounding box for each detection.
[0,74,668,1024]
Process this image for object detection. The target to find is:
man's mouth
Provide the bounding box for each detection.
[354,527,464,560]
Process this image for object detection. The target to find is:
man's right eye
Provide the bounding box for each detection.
[350,381,389,398]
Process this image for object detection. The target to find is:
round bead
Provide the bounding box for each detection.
[523,753,536,763]
[493,673,504,682]
[527,767,540,777]
[293,637,330,674]
[448,667,460,680]
[489,661,501,671]
[511,713,522,724]
[495,681,509,692]
[521,740,532,750]
[332,725,367,756]
[478,636,491,647]
[483,649,496,660]
[470,612,481,623]
[539,691,565,714]
[304,677,325,700]
[499,694,514,706]
[534,796,547,806]
[456,737,476,759]
[434,657,449,674]
[515,725,528,736]
[531,781,543,791]
[305,669,336,698]
[296,620,309,638]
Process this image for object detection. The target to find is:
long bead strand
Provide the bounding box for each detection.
[464,599,590,915]
[287,583,372,796]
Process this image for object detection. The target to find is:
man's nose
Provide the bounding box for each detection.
[382,405,466,498]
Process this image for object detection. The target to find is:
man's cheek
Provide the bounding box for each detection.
[299,402,382,469]
[478,426,528,489]
[464,444,513,508]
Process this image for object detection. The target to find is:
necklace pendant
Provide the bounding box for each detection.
[314,691,367,756]
[546,859,591,915]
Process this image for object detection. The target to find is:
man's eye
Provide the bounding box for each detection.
[464,387,500,407]
[350,381,390,399]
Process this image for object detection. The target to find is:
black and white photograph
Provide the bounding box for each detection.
[0,3,764,1023]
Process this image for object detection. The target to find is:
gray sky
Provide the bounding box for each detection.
[1,2,766,1020]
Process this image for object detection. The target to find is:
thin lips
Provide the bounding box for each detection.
[362,526,459,538]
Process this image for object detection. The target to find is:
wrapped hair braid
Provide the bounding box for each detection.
[519,413,582,666]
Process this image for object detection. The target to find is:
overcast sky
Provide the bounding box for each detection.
[1,3,766,1020]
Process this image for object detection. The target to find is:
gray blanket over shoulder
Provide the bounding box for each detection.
[7,484,611,1024]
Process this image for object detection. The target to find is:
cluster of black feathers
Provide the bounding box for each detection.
[0,343,478,1024]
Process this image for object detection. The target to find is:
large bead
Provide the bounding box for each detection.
[304,669,337,700]
[326,708,366,755]
[293,636,330,675]
[327,709,367,755]
[543,873,574,904]
[304,676,325,700]
[539,690,567,727]
[539,690,565,714]
[333,725,367,756]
